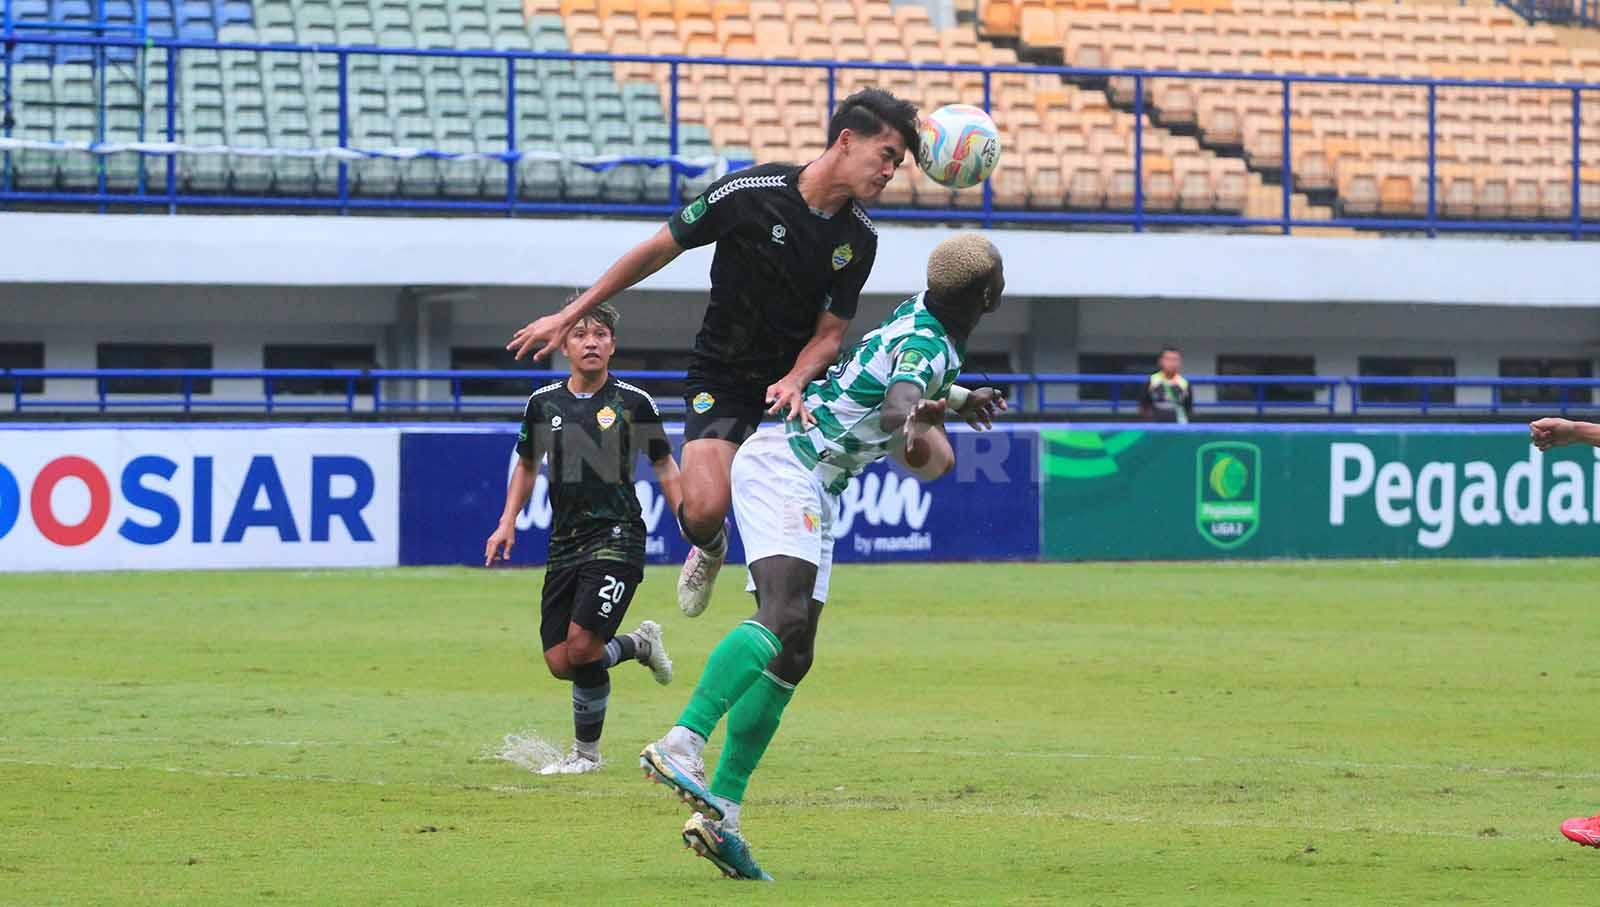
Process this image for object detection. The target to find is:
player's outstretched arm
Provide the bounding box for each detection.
[1530,417,1600,451]
[486,454,539,566]
[652,453,685,531]
[766,311,851,427]
[947,385,1007,430]
[507,226,685,362]
[883,382,954,481]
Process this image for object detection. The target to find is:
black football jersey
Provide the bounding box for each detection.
[515,377,672,569]
[668,162,879,402]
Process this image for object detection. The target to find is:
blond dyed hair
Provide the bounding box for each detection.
[926,233,1000,298]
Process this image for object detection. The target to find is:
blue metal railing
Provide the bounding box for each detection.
[1501,0,1599,29]
[2,31,1599,235]
[9,369,1600,417]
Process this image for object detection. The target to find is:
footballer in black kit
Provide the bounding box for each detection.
[505,87,923,619]
[668,161,880,445]
[486,303,683,774]
[518,373,671,649]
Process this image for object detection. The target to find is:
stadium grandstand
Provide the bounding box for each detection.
[1,0,1599,227]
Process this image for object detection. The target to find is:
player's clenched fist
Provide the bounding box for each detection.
[1530,417,1580,451]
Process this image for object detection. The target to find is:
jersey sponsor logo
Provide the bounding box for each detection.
[680,197,708,225]
[771,224,787,245]
[596,406,617,431]
[831,243,853,270]
[1196,441,1261,549]
[894,350,925,374]
[691,392,715,415]
[518,424,528,442]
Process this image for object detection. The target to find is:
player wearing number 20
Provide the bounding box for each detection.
[485,302,682,775]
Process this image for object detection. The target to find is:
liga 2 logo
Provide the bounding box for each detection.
[1195,441,1261,549]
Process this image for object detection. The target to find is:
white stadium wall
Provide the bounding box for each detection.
[4,212,1600,415]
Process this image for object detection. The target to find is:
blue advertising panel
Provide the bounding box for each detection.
[398,427,1040,567]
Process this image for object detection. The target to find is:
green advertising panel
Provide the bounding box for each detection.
[1042,428,1600,560]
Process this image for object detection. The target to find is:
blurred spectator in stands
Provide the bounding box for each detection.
[1139,345,1193,424]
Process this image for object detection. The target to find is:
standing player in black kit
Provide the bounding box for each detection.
[486,303,681,775]
[507,88,922,617]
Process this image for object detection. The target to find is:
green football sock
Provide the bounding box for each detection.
[710,670,796,806]
[676,620,782,739]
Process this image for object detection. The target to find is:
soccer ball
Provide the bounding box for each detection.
[917,104,1002,190]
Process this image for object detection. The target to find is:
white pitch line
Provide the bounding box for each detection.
[893,748,1600,782]
[0,735,408,748]
[0,756,1558,843]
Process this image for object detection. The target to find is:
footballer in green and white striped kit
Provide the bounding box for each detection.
[640,234,1008,881]
[787,292,970,496]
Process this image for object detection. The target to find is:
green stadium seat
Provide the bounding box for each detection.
[637,146,672,203]
[257,0,294,29]
[230,135,276,194]
[621,82,665,123]
[183,107,228,193]
[632,121,670,149]
[600,164,644,203]
[560,140,601,201]
[586,89,627,123]
[552,120,590,145]
[518,139,562,200]
[51,65,97,106]
[514,90,550,126]
[269,109,320,195]
[352,123,401,195]
[259,23,297,42]
[335,4,373,32]
[396,119,439,195]
[592,120,630,152]
[298,6,338,44]
[57,108,101,192]
[11,64,58,190]
[414,9,453,46]
[437,126,483,196]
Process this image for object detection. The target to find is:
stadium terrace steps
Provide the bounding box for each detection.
[554,0,1288,216]
[980,0,1600,220]
[4,0,1593,218]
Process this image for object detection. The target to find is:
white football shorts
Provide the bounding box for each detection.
[730,425,836,603]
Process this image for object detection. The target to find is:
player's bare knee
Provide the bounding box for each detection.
[680,496,730,541]
[544,649,572,680]
[565,628,605,665]
[772,645,814,685]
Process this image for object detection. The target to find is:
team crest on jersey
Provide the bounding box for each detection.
[831,243,853,270]
[596,405,617,430]
[681,197,707,225]
[692,392,715,414]
[550,415,563,431]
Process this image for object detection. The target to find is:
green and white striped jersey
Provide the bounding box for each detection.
[785,293,965,494]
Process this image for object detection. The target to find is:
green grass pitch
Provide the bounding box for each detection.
[5,561,1599,903]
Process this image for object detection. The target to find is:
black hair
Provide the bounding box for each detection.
[1160,345,1182,355]
[574,301,620,334]
[826,88,921,162]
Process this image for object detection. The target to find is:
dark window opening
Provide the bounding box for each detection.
[97,343,213,394]
[1359,356,1456,405]
[1216,354,1317,403]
